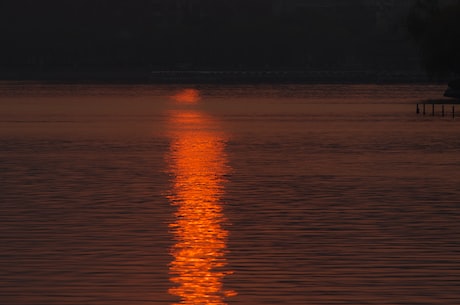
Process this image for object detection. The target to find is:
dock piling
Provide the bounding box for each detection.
[416,100,459,119]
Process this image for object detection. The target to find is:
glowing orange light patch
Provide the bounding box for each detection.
[171,89,200,104]
[167,110,236,305]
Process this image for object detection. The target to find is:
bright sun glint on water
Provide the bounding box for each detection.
[172,89,201,104]
[166,91,236,304]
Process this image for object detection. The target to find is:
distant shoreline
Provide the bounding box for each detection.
[149,70,435,84]
[0,68,441,84]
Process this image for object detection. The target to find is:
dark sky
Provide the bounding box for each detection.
[0,0,419,71]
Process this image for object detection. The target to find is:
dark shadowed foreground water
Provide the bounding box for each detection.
[1,83,459,305]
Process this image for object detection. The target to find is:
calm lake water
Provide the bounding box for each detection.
[1,82,459,305]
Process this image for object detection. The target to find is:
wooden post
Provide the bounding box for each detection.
[453,105,455,119]
[423,103,426,115]
[416,104,420,114]
[442,104,445,117]
[432,103,435,116]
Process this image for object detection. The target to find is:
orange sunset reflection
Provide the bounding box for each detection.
[166,97,236,305]
[171,88,201,104]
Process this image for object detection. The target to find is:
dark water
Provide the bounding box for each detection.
[1,83,459,304]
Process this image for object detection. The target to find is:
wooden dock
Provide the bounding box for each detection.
[417,99,460,118]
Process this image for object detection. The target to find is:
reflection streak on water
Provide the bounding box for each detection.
[167,110,235,305]
[171,88,201,104]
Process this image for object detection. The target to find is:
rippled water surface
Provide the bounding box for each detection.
[1,83,459,304]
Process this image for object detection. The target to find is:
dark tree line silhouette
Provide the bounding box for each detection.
[407,0,460,76]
